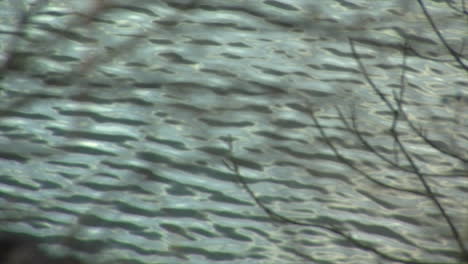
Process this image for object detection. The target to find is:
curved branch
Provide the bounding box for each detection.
[417,0,468,71]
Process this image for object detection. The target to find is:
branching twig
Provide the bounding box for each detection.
[223,136,457,264]
[349,38,467,258]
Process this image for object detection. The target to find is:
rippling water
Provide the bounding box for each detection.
[0,0,467,263]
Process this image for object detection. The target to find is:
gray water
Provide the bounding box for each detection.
[0,0,467,263]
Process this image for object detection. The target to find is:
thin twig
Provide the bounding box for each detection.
[417,0,468,71]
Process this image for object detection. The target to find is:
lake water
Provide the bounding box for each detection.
[0,0,467,263]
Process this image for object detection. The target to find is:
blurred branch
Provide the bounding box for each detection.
[1,0,50,72]
[0,0,146,114]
